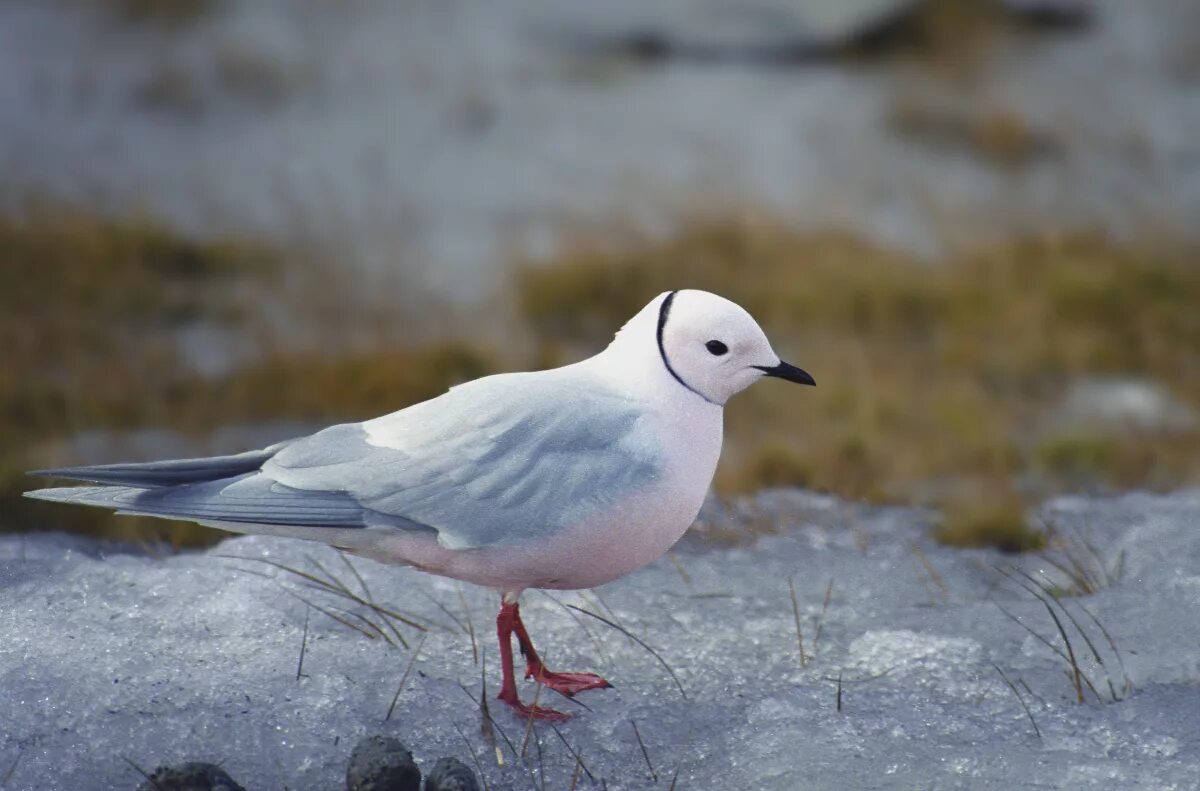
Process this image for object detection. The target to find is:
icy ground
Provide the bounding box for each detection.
[2,490,1199,790]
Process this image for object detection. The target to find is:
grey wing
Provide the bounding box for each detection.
[26,475,372,527]
[29,441,296,487]
[265,372,663,549]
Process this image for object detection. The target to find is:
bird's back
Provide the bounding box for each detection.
[27,368,679,557]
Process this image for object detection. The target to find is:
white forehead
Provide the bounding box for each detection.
[667,289,766,340]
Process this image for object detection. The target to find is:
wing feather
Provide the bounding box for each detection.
[267,371,661,549]
[29,371,663,550]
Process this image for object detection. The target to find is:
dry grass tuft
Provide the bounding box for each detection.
[1035,518,1123,597]
[993,565,1131,703]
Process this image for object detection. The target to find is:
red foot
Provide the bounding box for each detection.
[496,598,611,721]
[528,668,612,697]
[497,689,572,722]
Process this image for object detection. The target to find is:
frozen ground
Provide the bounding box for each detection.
[2,489,1199,789]
[1,0,1197,300]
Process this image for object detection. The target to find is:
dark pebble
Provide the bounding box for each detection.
[136,762,246,791]
[425,757,480,791]
[346,735,421,791]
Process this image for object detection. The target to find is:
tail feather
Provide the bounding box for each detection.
[28,440,295,488]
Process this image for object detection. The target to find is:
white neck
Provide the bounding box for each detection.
[582,293,723,416]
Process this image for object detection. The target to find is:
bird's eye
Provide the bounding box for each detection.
[705,340,728,356]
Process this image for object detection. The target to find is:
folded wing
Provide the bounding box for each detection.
[267,371,662,549]
[27,371,662,551]
[29,441,296,488]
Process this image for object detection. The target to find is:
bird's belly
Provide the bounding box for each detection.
[533,423,722,589]
[511,409,721,590]
[531,480,703,589]
[361,481,702,594]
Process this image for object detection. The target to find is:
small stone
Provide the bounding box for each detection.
[425,757,480,791]
[136,762,246,791]
[346,735,421,791]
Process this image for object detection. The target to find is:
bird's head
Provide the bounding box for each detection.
[651,289,814,405]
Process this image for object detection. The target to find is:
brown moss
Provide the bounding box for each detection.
[0,205,281,543]
[839,0,1088,70]
[736,442,814,492]
[1035,434,1117,480]
[889,98,1059,167]
[838,0,1009,70]
[934,502,1047,554]
[195,342,496,425]
[0,204,274,443]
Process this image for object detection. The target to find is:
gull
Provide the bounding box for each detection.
[26,289,814,720]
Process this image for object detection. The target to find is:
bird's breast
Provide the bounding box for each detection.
[536,402,723,589]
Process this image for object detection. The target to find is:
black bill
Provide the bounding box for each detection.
[753,361,816,386]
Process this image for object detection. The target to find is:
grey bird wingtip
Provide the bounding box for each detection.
[23,486,79,502]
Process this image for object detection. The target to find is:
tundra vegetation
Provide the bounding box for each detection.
[5,206,1198,551]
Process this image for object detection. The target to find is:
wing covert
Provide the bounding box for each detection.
[265,372,662,549]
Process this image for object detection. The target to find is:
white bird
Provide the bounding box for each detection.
[26,289,814,720]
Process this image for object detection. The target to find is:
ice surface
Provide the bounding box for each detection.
[2,490,1199,789]
[0,0,1196,300]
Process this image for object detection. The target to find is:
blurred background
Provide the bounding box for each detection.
[2,0,1197,551]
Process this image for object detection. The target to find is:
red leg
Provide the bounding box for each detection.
[496,600,570,721]
[510,602,612,696]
